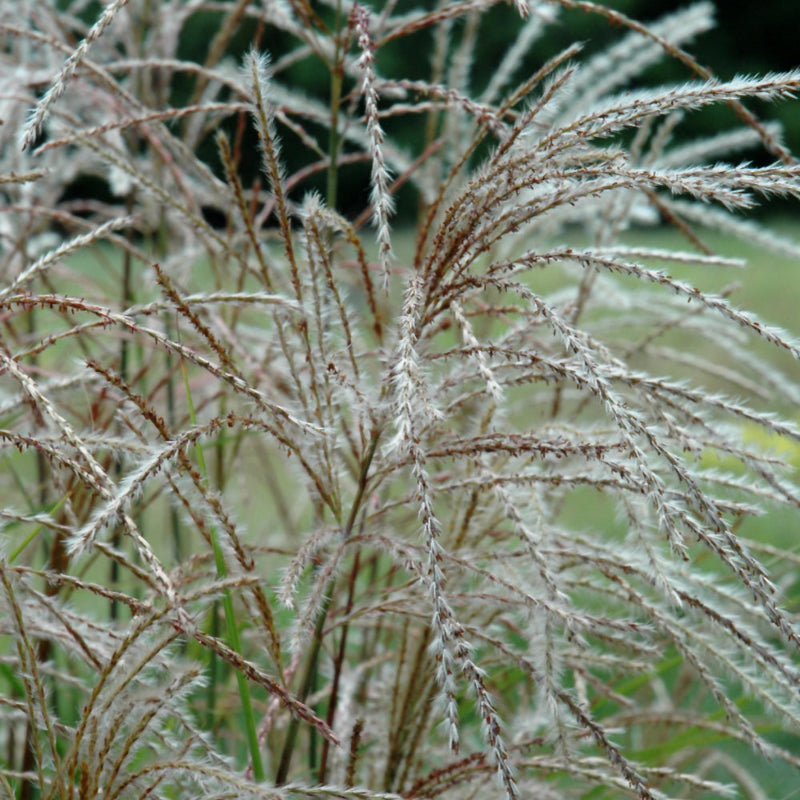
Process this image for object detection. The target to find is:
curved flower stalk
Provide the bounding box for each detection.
[1,2,800,799]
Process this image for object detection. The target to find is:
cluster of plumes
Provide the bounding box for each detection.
[3,1,800,799]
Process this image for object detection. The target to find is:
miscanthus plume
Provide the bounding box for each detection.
[2,1,800,798]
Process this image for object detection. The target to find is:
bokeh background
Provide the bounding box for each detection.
[65,1,800,222]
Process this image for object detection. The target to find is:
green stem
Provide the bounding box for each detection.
[8,491,71,564]
[110,195,134,621]
[182,363,265,782]
[275,587,333,785]
[275,429,381,785]
[317,547,360,783]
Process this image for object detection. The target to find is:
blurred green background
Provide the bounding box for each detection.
[173,0,800,219]
[63,1,800,223]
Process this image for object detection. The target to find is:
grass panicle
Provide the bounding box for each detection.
[2,1,800,799]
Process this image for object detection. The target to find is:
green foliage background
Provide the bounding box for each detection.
[65,1,800,222]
